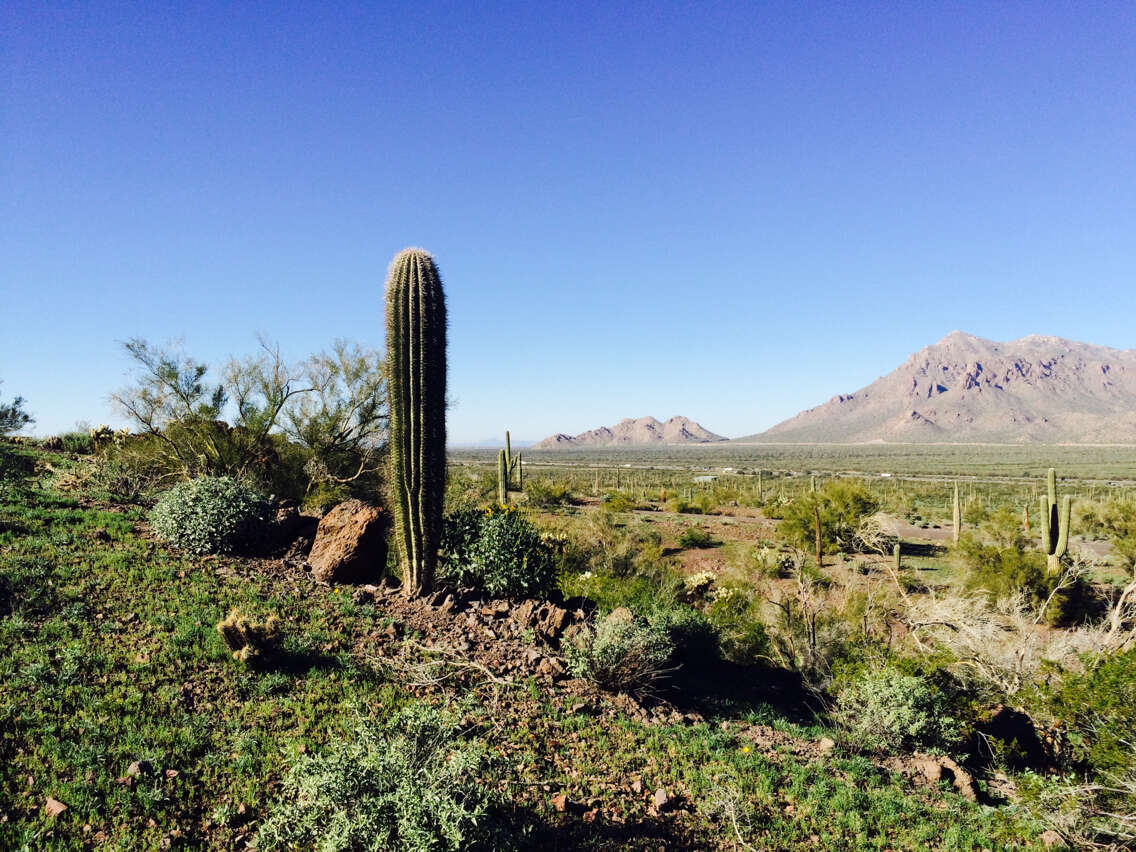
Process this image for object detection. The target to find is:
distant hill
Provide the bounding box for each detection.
[533,416,727,449]
[736,331,1136,444]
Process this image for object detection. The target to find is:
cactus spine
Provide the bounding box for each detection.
[497,449,508,506]
[1039,467,1072,574]
[952,481,962,544]
[385,248,447,598]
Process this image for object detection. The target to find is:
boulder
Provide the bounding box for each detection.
[308,500,388,584]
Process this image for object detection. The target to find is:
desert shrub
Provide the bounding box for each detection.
[440,507,484,573]
[601,491,635,513]
[149,476,272,555]
[958,535,1049,606]
[1016,649,1136,847]
[647,604,720,669]
[257,704,499,852]
[1043,648,1136,779]
[834,667,954,754]
[0,381,32,436]
[303,481,352,516]
[58,431,94,454]
[524,477,573,508]
[440,507,556,599]
[566,609,674,695]
[778,481,880,554]
[706,585,771,663]
[679,525,716,549]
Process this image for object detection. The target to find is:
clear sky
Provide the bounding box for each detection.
[4,1,1135,442]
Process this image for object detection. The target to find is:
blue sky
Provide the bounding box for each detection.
[4,1,1135,442]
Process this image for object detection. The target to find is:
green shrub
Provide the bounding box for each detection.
[566,609,674,695]
[834,667,954,753]
[440,506,556,599]
[58,431,94,454]
[257,704,499,852]
[524,478,573,508]
[705,586,771,664]
[1043,647,1136,779]
[778,481,880,554]
[149,476,271,555]
[958,535,1049,606]
[679,525,716,549]
[647,604,720,669]
[600,491,635,513]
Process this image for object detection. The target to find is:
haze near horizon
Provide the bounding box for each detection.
[3,2,1135,441]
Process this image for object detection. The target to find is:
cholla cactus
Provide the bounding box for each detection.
[216,608,281,665]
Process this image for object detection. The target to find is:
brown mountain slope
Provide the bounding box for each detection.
[533,416,727,449]
[737,331,1136,444]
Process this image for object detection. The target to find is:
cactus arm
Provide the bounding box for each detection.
[1055,494,1071,559]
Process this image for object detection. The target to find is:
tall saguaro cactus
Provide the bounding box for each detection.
[1039,467,1072,575]
[386,248,447,598]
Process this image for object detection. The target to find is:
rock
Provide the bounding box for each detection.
[126,760,153,778]
[44,798,68,817]
[911,753,978,802]
[308,500,388,584]
[608,606,633,624]
[652,787,669,810]
[817,737,836,754]
[537,656,566,678]
[513,600,537,627]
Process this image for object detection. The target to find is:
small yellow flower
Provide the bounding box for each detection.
[741,746,750,753]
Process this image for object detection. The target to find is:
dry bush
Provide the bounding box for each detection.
[888,558,1135,697]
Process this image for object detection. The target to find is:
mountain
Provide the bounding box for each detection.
[533,416,727,449]
[737,331,1136,444]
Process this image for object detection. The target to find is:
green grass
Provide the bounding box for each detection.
[0,447,1049,850]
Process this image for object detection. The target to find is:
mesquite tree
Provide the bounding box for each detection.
[385,248,447,597]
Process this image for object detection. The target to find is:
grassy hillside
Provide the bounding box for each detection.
[0,441,1104,849]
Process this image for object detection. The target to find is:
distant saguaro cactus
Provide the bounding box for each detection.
[1039,467,1072,575]
[893,543,901,572]
[952,481,962,544]
[385,248,447,597]
[497,449,508,506]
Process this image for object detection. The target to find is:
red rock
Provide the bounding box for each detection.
[308,500,388,584]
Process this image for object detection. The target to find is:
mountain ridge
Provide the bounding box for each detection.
[736,331,1136,444]
[533,416,727,449]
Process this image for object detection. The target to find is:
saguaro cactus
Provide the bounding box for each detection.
[952,481,962,544]
[1039,467,1072,575]
[497,449,508,505]
[385,248,447,597]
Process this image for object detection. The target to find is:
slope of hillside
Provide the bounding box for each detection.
[534,416,727,449]
[739,331,1136,444]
